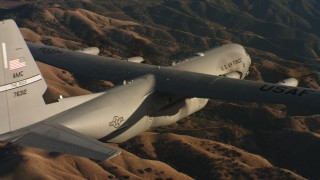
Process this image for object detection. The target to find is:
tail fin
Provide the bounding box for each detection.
[0,19,47,133]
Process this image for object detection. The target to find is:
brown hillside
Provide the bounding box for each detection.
[0,0,320,179]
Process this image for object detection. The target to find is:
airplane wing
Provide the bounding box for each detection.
[7,122,120,161]
[154,70,319,105]
[27,42,320,106]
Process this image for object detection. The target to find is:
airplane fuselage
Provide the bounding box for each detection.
[50,44,251,143]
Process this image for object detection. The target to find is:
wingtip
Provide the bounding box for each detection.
[102,149,121,161]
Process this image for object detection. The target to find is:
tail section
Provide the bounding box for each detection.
[0,19,47,133]
[0,19,122,160]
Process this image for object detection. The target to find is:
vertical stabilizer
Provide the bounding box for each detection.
[0,19,47,133]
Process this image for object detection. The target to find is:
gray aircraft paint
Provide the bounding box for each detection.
[0,20,104,133]
[54,74,156,140]
[0,19,47,132]
[0,19,120,160]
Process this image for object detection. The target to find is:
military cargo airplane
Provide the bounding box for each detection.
[0,19,318,161]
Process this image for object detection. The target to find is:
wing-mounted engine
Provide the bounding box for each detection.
[221,71,242,79]
[76,47,100,55]
[276,78,299,87]
[150,97,209,128]
[124,56,144,63]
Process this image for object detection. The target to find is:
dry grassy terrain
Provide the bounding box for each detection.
[0,0,320,179]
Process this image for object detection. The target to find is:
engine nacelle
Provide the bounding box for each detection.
[76,47,100,55]
[194,52,205,57]
[150,98,209,128]
[125,56,144,63]
[222,71,242,79]
[276,78,299,87]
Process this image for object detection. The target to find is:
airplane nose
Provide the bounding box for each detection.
[242,48,252,78]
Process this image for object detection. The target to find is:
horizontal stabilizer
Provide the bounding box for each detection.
[11,123,120,161]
